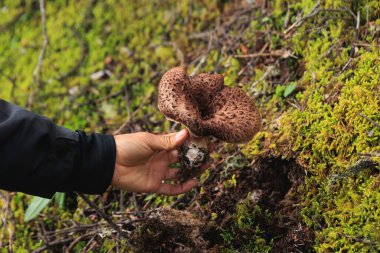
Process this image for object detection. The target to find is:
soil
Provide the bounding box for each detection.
[133,156,315,252]
[134,208,208,253]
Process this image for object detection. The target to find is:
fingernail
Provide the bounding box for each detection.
[175,129,187,142]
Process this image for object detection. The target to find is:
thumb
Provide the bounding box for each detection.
[150,129,189,151]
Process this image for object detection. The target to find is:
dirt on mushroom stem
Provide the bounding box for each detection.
[178,134,211,181]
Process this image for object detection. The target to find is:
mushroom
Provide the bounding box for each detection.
[158,66,261,181]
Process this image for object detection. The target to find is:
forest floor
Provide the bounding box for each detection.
[0,0,379,252]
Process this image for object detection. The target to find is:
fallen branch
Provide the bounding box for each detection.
[329,158,379,183]
[353,43,380,48]
[65,232,97,253]
[248,64,275,94]
[284,1,321,34]
[56,27,89,81]
[342,10,361,71]
[56,0,96,81]
[0,10,25,33]
[162,42,185,65]
[234,50,293,59]
[75,192,131,242]
[32,238,74,253]
[358,112,380,129]
[27,0,49,109]
[113,91,154,135]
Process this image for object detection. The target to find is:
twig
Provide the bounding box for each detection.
[190,33,214,76]
[56,0,97,82]
[234,50,293,59]
[190,55,207,76]
[343,6,357,21]
[329,158,378,183]
[163,42,185,65]
[341,57,353,72]
[113,91,153,135]
[83,233,98,252]
[0,193,15,252]
[27,0,49,109]
[39,218,141,242]
[56,27,89,81]
[346,10,360,62]
[32,238,74,253]
[188,6,257,41]
[37,220,49,245]
[283,4,291,28]
[121,83,133,126]
[75,192,130,241]
[249,65,275,94]
[188,5,258,75]
[284,1,321,34]
[365,5,369,36]
[142,194,155,211]
[311,44,337,71]
[0,193,10,249]
[286,99,303,110]
[95,90,124,103]
[0,10,25,33]
[358,113,380,129]
[353,43,380,48]
[170,189,198,208]
[43,223,100,236]
[358,152,380,157]
[0,70,17,99]
[132,193,139,213]
[65,232,97,253]
[119,190,124,214]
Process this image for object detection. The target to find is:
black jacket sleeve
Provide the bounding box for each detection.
[0,99,116,198]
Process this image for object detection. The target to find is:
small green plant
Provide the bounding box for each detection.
[283,82,297,97]
[24,192,65,222]
[219,194,273,252]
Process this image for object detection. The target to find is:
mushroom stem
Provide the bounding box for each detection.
[178,134,211,181]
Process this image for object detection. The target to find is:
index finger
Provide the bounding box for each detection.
[156,179,198,196]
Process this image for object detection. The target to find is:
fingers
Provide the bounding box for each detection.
[167,150,179,164]
[149,129,189,151]
[164,168,179,180]
[156,179,198,196]
[197,161,213,176]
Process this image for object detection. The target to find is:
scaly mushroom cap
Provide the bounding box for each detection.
[158,66,261,143]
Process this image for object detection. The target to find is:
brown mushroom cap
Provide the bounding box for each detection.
[158,66,261,143]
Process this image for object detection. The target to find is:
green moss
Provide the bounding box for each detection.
[1,0,379,251]
[220,195,273,253]
[244,0,380,251]
[0,0,222,250]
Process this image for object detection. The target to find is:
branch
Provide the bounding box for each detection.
[27,0,49,109]
[32,238,74,253]
[113,90,154,135]
[234,50,293,59]
[0,10,25,33]
[284,1,321,34]
[56,0,97,81]
[329,158,379,183]
[75,192,131,242]
[65,232,97,253]
[358,112,380,129]
[56,27,89,81]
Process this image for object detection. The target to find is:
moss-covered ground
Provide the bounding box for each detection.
[0,0,379,252]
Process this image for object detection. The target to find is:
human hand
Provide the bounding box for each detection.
[111,129,209,195]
